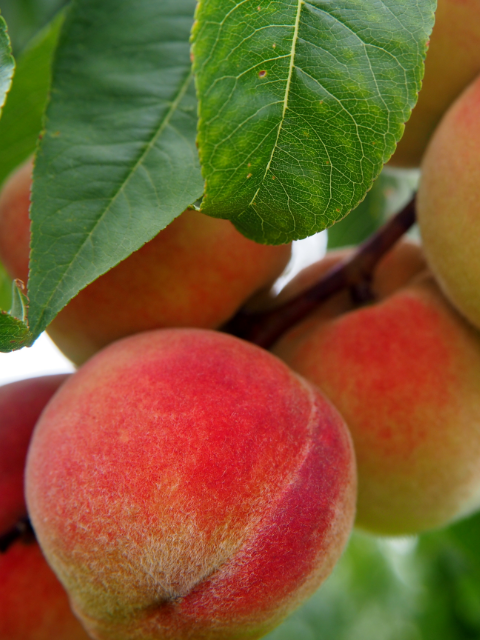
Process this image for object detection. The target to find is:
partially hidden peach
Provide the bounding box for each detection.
[0,541,91,640]
[0,374,90,640]
[26,329,356,640]
[273,243,480,535]
[389,0,480,167]
[0,159,291,365]
[417,75,480,331]
[0,375,68,533]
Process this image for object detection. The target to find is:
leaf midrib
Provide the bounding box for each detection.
[31,67,195,335]
[249,0,303,210]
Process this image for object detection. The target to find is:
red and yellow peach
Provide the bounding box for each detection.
[417,75,480,331]
[26,329,356,640]
[273,244,480,535]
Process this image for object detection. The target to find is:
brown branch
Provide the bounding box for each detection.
[0,516,34,553]
[223,196,416,349]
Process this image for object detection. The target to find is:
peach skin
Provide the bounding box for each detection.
[417,75,480,331]
[0,540,91,640]
[389,0,480,167]
[0,374,68,533]
[26,328,356,640]
[0,158,291,365]
[0,374,90,640]
[273,247,480,535]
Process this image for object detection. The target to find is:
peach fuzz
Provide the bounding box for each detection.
[26,329,356,640]
[0,158,291,365]
[273,250,480,535]
[417,75,480,331]
[0,374,68,533]
[389,0,480,167]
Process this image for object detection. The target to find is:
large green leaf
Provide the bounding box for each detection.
[27,0,203,339]
[0,12,62,189]
[193,0,435,244]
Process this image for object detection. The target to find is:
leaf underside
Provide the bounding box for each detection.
[193,0,435,244]
[28,0,203,339]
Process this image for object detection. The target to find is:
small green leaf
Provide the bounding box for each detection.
[193,0,435,244]
[28,0,203,339]
[0,261,12,310]
[0,11,62,189]
[0,13,15,115]
[0,280,33,351]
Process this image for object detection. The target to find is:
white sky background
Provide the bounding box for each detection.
[0,231,327,386]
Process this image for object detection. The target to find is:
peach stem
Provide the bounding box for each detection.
[223,197,416,349]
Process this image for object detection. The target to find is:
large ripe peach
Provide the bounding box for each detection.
[0,374,90,640]
[0,374,68,533]
[389,0,480,167]
[273,246,480,535]
[417,75,480,331]
[26,329,356,640]
[0,159,291,365]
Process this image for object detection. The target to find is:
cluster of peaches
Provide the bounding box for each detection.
[2,2,480,638]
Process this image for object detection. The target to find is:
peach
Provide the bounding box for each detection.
[0,541,91,640]
[26,329,356,640]
[0,374,68,533]
[0,374,90,640]
[273,246,480,535]
[0,159,291,365]
[389,0,480,167]
[417,75,480,331]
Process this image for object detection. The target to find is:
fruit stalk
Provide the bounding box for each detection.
[223,197,416,348]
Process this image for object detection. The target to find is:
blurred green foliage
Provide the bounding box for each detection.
[0,12,62,189]
[327,169,419,250]
[0,0,67,54]
[0,260,11,310]
[267,512,480,640]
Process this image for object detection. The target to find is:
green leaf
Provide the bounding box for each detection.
[0,261,11,310]
[415,512,480,638]
[193,0,435,244]
[327,169,417,249]
[27,0,203,339]
[0,14,32,352]
[0,12,62,189]
[0,13,15,114]
[0,280,33,351]
[0,0,67,54]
